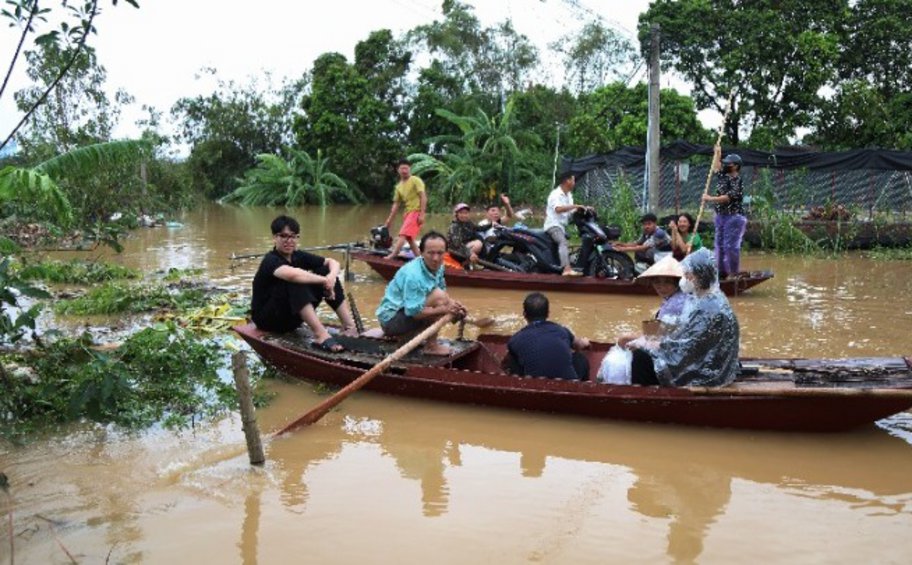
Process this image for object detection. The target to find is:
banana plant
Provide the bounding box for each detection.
[224,148,363,207]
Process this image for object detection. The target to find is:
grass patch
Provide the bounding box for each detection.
[54,282,209,315]
[864,246,912,261]
[161,267,205,282]
[16,259,139,284]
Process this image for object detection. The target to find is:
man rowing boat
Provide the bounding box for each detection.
[375,231,467,355]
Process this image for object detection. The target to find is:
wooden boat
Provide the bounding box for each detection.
[234,323,912,432]
[351,251,773,296]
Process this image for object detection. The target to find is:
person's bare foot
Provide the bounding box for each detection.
[562,269,583,277]
[383,254,396,260]
[341,326,359,337]
[422,342,453,356]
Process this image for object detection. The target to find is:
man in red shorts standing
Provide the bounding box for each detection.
[383,159,427,260]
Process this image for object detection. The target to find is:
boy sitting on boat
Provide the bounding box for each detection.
[503,292,591,380]
[375,231,467,356]
[250,215,358,353]
[613,213,673,268]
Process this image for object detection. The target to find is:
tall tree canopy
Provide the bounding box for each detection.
[408,1,538,108]
[568,82,710,155]
[294,30,411,200]
[551,21,637,95]
[639,0,845,146]
[14,43,131,160]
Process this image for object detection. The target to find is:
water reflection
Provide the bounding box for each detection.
[258,397,912,563]
[627,463,731,564]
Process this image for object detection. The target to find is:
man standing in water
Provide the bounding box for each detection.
[383,159,427,260]
[251,215,357,352]
[376,231,466,355]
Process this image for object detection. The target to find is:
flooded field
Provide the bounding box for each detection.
[3,203,912,563]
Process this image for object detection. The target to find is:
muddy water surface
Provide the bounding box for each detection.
[3,203,912,564]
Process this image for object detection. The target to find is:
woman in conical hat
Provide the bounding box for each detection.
[637,255,686,325]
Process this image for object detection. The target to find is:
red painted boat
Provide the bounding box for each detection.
[351,251,773,296]
[235,323,912,432]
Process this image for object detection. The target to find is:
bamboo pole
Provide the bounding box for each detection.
[232,352,265,465]
[230,242,364,261]
[689,89,736,253]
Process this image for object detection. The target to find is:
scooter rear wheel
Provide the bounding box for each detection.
[590,250,635,280]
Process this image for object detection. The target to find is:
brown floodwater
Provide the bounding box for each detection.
[3,203,912,564]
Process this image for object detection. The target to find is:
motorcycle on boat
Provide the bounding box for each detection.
[482,208,635,279]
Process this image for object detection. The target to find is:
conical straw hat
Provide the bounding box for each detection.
[636,255,684,280]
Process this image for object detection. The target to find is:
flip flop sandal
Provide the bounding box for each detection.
[314,337,345,353]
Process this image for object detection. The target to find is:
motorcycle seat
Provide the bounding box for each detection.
[515,227,549,238]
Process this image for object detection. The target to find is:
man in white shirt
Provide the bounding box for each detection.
[544,171,589,276]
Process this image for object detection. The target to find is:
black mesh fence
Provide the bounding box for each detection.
[566,142,912,220]
[576,162,912,220]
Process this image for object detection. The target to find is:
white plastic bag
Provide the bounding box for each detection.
[597,345,633,384]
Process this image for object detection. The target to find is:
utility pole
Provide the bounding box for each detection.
[647,24,661,212]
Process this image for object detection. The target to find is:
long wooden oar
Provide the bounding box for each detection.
[273,314,456,436]
[689,89,736,253]
[687,385,912,399]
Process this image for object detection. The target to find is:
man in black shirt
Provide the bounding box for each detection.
[503,292,591,380]
[251,215,357,352]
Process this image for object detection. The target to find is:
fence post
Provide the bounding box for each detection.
[232,352,265,466]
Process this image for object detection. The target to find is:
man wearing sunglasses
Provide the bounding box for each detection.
[251,215,358,352]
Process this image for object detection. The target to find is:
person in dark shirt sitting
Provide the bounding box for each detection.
[503,292,591,380]
[250,215,357,352]
[447,203,483,265]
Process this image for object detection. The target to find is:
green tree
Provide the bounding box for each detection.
[807,0,912,149]
[838,0,912,100]
[567,82,710,154]
[639,0,845,145]
[408,1,538,107]
[13,42,131,160]
[172,69,305,199]
[224,148,363,207]
[1,0,139,152]
[295,32,411,200]
[551,21,637,95]
[806,81,912,149]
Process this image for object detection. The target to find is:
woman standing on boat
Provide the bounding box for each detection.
[619,249,740,387]
[702,149,746,279]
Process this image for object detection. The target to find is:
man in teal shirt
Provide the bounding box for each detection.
[376,231,466,355]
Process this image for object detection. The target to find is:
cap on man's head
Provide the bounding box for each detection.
[453,202,470,215]
[556,169,575,186]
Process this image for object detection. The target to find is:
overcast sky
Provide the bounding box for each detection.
[1,0,703,149]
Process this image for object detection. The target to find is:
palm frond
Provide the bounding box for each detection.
[35,140,151,179]
[0,166,74,226]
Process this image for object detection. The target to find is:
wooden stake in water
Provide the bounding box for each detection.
[232,352,265,465]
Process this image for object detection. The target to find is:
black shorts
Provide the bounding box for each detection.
[380,309,430,337]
